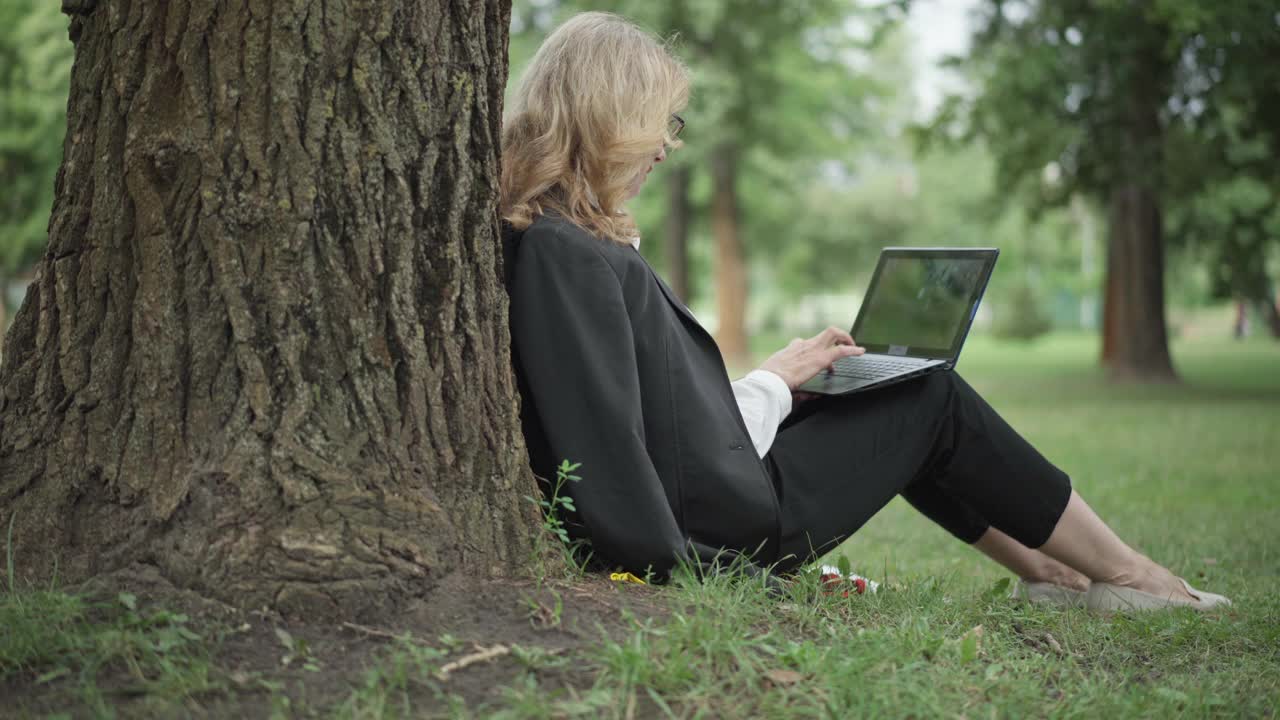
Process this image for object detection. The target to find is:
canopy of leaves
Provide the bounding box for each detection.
[931,0,1280,300]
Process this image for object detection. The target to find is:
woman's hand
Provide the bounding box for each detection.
[757,326,865,390]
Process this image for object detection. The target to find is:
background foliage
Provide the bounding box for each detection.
[929,0,1280,339]
[2,0,1277,351]
[507,0,1279,351]
[0,0,72,314]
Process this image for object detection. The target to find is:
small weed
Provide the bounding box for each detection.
[2,511,226,715]
[526,459,593,580]
[0,585,223,714]
[510,644,570,672]
[521,588,565,628]
[333,636,459,719]
[273,627,322,672]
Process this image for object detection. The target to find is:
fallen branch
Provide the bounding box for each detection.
[436,644,511,681]
[341,621,411,642]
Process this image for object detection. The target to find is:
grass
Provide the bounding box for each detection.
[3,329,1278,717]
[0,586,223,715]
[332,636,456,719]
[477,331,1280,717]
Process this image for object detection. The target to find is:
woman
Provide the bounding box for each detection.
[500,12,1228,612]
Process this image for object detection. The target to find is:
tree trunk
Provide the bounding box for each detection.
[1099,37,1177,382]
[663,164,691,303]
[0,0,540,619]
[1100,185,1177,381]
[710,143,748,369]
[1235,257,1280,339]
[1258,296,1280,339]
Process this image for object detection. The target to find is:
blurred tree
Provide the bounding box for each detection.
[0,0,72,345]
[992,282,1052,341]
[664,164,693,300]
[1169,170,1280,337]
[1162,5,1280,338]
[932,0,1280,379]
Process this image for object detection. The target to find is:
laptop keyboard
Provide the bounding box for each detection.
[827,355,923,380]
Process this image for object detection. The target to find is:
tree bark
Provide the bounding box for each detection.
[1100,185,1177,380]
[1259,297,1280,339]
[1234,252,1280,339]
[0,0,541,619]
[1099,38,1177,382]
[663,164,691,303]
[710,143,748,369]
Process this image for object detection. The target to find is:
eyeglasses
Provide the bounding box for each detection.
[668,114,685,141]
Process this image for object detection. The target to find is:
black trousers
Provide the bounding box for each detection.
[765,370,1072,572]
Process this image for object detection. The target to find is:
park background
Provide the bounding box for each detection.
[2,0,1278,716]
[5,0,1280,364]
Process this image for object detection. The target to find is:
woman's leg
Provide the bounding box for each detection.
[769,371,1198,601]
[768,370,1073,570]
[905,373,1196,598]
[767,372,985,570]
[900,479,1089,591]
[972,527,1090,592]
[1038,490,1195,600]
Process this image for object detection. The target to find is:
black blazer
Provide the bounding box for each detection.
[503,212,780,578]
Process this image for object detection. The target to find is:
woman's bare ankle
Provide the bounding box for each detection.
[1100,557,1194,600]
[1055,571,1091,593]
[1023,566,1091,593]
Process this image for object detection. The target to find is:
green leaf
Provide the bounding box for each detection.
[274,627,295,652]
[836,554,852,578]
[118,592,137,611]
[986,577,1012,598]
[36,666,70,684]
[155,629,183,652]
[1155,687,1189,703]
[960,631,980,664]
[922,636,945,661]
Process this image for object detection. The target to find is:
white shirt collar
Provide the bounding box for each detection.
[628,236,641,251]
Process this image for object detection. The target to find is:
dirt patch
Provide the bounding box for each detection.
[2,566,670,718]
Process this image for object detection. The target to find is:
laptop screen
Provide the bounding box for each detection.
[852,249,998,360]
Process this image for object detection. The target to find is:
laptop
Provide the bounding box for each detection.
[797,247,999,396]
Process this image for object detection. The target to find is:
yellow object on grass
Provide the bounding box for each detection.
[609,572,647,585]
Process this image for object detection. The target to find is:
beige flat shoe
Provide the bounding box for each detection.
[1086,577,1232,612]
[1010,579,1088,608]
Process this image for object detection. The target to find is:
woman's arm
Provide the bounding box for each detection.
[510,225,687,577]
[733,329,865,455]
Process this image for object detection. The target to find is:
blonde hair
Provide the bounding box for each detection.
[501,12,690,244]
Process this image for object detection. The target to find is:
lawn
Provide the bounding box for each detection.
[3,332,1278,717]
